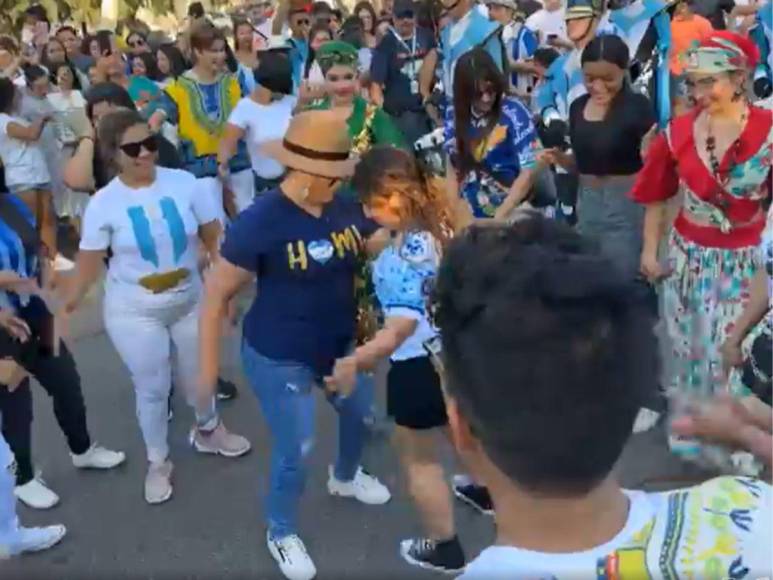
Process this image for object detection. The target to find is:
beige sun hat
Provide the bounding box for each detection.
[262,110,356,178]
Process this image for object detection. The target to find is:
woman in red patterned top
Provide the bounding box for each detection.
[631,32,771,411]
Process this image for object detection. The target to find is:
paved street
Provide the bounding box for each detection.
[2,283,709,580]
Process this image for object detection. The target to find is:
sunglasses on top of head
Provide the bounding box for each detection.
[120,135,159,158]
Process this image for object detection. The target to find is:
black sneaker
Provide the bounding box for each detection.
[216,378,238,401]
[452,480,494,516]
[399,536,466,574]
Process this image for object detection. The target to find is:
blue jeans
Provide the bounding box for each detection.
[242,342,374,539]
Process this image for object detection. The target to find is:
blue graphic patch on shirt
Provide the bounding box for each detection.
[307,239,335,264]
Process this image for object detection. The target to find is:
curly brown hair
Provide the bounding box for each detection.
[351,146,458,247]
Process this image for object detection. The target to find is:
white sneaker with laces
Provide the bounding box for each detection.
[71,444,126,469]
[53,254,75,272]
[266,532,317,580]
[14,478,60,509]
[144,460,173,505]
[6,525,67,557]
[327,465,391,505]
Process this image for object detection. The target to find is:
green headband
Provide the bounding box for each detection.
[316,41,359,75]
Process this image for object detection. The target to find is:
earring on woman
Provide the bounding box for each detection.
[732,81,747,102]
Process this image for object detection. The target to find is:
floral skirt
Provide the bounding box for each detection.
[662,230,759,398]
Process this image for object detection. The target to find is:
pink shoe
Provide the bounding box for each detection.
[190,421,251,457]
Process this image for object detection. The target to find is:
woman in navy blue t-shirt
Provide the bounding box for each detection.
[199,110,391,580]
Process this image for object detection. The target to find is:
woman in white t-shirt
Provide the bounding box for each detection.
[0,76,68,271]
[47,62,89,229]
[64,110,251,505]
[218,51,297,211]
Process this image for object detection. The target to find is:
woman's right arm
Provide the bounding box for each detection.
[5,118,48,142]
[63,137,96,192]
[199,259,253,398]
[640,202,667,281]
[65,250,106,312]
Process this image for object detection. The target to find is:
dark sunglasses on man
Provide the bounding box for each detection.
[120,135,159,158]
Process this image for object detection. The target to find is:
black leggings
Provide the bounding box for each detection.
[0,342,91,485]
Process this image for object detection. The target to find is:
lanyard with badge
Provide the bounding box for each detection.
[390,27,420,94]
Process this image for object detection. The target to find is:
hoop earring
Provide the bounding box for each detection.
[732,80,747,102]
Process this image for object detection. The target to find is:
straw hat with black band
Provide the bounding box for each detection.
[262,110,357,178]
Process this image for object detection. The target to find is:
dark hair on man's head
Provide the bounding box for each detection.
[434,216,658,496]
[188,1,206,19]
[55,25,78,38]
[85,82,137,120]
[0,77,17,114]
[339,17,364,48]
[581,33,630,70]
[23,64,48,86]
[453,48,506,178]
[533,46,559,69]
[157,44,188,78]
[254,50,293,94]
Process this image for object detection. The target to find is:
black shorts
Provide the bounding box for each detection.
[387,356,447,430]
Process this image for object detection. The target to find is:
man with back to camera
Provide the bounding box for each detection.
[433,215,772,579]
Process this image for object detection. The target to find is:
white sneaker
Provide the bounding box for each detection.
[71,444,126,469]
[632,408,661,434]
[7,525,67,556]
[53,254,75,272]
[266,532,317,580]
[14,478,60,509]
[327,465,391,505]
[144,460,173,505]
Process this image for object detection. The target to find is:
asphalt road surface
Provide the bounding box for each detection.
[2,285,711,580]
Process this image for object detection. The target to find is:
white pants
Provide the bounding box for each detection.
[104,290,212,464]
[197,171,255,224]
[0,420,19,558]
[197,176,227,225]
[229,169,255,215]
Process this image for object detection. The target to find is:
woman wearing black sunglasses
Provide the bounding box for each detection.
[65,110,250,506]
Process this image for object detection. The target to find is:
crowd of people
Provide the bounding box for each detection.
[0,0,771,578]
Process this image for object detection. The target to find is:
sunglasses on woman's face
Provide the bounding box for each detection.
[120,135,158,158]
[128,39,146,48]
[294,17,311,26]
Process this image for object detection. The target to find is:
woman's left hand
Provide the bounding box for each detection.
[324,355,358,398]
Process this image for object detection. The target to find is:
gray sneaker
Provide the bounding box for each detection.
[190,422,251,458]
[144,460,173,505]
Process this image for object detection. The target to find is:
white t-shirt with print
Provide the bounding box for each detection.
[525,7,568,44]
[0,113,51,188]
[80,167,219,304]
[227,94,297,179]
[461,477,772,580]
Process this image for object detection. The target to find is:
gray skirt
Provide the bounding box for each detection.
[577,174,644,284]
